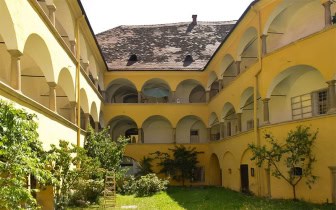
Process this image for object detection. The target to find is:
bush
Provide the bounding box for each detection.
[69,179,104,207]
[118,175,137,195]
[134,174,168,197]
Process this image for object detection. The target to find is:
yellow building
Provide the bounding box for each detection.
[1,0,336,208]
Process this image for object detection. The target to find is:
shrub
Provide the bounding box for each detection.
[134,174,168,197]
[118,175,137,195]
[69,179,104,207]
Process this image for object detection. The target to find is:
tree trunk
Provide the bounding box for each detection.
[292,185,297,200]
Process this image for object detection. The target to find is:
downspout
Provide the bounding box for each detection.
[252,4,263,196]
[76,15,85,147]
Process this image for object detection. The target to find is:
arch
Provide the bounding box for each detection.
[121,156,141,175]
[209,153,222,186]
[88,55,98,79]
[105,78,138,103]
[0,34,11,85]
[208,112,219,126]
[222,102,236,119]
[236,27,258,72]
[264,0,324,53]
[0,1,18,49]
[176,115,207,143]
[207,71,218,90]
[90,102,99,122]
[220,54,235,76]
[141,78,171,103]
[108,115,138,142]
[266,65,327,123]
[237,27,258,57]
[79,32,89,63]
[175,79,205,103]
[221,54,237,87]
[80,88,89,113]
[240,87,254,110]
[222,151,239,190]
[142,115,173,143]
[23,33,55,82]
[57,68,75,102]
[54,0,75,41]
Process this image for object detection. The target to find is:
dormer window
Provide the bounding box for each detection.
[129,54,138,62]
[184,55,193,62]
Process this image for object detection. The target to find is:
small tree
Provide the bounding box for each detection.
[0,100,53,210]
[248,125,318,200]
[154,145,201,186]
[136,156,154,177]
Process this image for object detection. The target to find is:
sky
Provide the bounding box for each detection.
[80,0,255,34]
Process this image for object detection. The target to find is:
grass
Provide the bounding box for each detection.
[69,187,335,210]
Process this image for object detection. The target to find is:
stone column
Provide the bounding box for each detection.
[218,79,223,91]
[84,113,90,130]
[69,40,76,56]
[205,90,210,103]
[138,91,142,103]
[47,4,56,26]
[169,91,175,103]
[138,128,143,143]
[48,82,57,112]
[262,98,270,124]
[236,113,242,133]
[327,80,336,113]
[94,121,99,132]
[235,61,241,75]
[261,34,268,56]
[69,101,77,124]
[329,166,336,204]
[82,62,89,75]
[172,128,176,143]
[8,50,23,91]
[322,0,332,27]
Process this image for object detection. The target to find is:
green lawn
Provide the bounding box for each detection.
[70,187,335,210]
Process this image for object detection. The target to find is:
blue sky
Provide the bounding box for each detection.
[80,0,255,34]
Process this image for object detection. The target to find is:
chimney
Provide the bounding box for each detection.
[192,15,197,25]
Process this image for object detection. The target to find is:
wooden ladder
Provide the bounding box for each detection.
[103,171,116,209]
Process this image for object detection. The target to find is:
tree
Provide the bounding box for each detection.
[48,140,101,209]
[0,100,53,210]
[248,125,318,200]
[154,145,201,186]
[84,126,128,171]
[136,156,154,177]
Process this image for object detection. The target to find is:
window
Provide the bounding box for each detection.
[193,167,205,182]
[246,119,259,130]
[226,122,231,137]
[291,167,303,176]
[317,90,328,114]
[190,130,199,143]
[291,93,312,120]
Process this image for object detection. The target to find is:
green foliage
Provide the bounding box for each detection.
[118,175,137,195]
[248,125,318,200]
[0,100,54,210]
[136,156,154,177]
[153,145,201,186]
[69,179,104,207]
[134,173,168,197]
[84,126,128,171]
[49,140,101,209]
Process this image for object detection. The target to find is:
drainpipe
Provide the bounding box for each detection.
[75,15,85,148]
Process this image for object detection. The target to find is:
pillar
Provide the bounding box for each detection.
[327,80,336,113]
[8,50,23,91]
[138,128,143,143]
[169,91,175,103]
[322,0,332,27]
[218,79,223,91]
[262,98,270,124]
[47,4,56,26]
[172,128,176,143]
[329,166,336,204]
[138,91,142,103]
[48,82,57,112]
[82,62,89,75]
[205,90,210,103]
[261,34,268,56]
[236,113,242,133]
[235,61,241,75]
[94,121,99,132]
[69,101,77,124]
[84,113,90,130]
[69,40,76,56]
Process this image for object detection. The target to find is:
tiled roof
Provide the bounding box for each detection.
[96,20,236,71]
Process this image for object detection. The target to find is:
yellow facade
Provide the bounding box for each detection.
[1,0,336,208]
